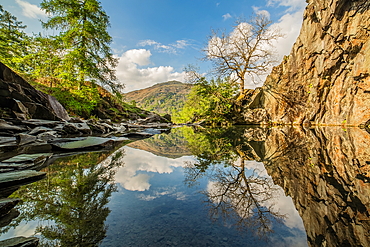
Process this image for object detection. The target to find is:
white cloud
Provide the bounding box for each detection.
[267,0,307,13]
[15,0,47,19]
[222,13,232,21]
[244,1,305,88]
[252,6,271,19]
[271,9,305,61]
[123,49,151,66]
[116,49,186,92]
[138,39,190,54]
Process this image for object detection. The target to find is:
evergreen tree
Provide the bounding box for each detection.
[0,5,28,69]
[40,0,119,92]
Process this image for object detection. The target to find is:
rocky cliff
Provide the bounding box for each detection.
[242,0,370,127]
[0,62,70,121]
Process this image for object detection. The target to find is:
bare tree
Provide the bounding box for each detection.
[203,13,283,94]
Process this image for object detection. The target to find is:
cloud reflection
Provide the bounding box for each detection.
[114,146,193,191]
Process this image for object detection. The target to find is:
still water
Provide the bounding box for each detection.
[1,126,369,246]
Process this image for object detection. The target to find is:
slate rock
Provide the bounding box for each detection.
[0,198,21,217]
[28,126,52,136]
[36,131,59,141]
[0,170,46,187]
[0,61,69,121]
[62,122,91,135]
[21,119,61,128]
[0,137,17,148]
[16,134,37,146]
[1,153,52,164]
[0,120,27,133]
[0,236,39,247]
[51,136,115,150]
[0,208,19,228]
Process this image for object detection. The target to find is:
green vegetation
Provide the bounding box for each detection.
[173,77,238,125]
[0,1,126,119]
[0,6,27,70]
[124,81,192,116]
[7,150,125,246]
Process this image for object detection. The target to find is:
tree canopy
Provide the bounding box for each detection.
[0,5,27,69]
[40,0,119,91]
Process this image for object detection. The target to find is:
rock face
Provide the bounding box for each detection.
[0,62,70,121]
[242,0,370,126]
[241,126,370,246]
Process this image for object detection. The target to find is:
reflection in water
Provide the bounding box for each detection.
[5,150,124,246]
[256,126,370,247]
[203,160,285,238]
[182,126,370,247]
[1,125,369,246]
[182,127,289,238]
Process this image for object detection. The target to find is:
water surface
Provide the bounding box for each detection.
[1,126,370,246]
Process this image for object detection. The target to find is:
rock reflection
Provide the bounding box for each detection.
[6,150,124,246]
[183,127,286,238]
[183,126,370,246]
[254,126,370,247]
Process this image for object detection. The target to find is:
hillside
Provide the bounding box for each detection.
[124,81,192,116]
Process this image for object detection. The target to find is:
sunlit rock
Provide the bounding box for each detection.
[241,0,370,127]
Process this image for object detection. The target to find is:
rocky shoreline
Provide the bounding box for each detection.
[0,116,172,246]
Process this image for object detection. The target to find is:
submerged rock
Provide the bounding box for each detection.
[0,170,46,187]
[0,236,39,247]
[50,136,115,150]
[1,153,52,164]
[0,198,21,219]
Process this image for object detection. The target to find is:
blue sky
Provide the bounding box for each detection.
[0,0,307,92]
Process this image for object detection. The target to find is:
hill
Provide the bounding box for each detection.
[124,81,192,116]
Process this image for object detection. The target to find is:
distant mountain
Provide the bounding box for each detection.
[127,129,192,159]
[124,81,192,115]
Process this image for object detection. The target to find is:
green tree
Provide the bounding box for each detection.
[174,77,238,124]
[21,34,63,86]
[40,0,119,92]
[7,150,125,246]
[0,5,28,69]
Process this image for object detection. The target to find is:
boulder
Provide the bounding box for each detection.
[0,62,70,121]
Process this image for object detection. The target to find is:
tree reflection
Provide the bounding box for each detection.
[183,127,285,237]
[8,149,125,246]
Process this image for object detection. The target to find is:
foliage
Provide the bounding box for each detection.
[19,35,63,85]
[0,3,136,120]
[40,0,119,92]
[181,126,285,236]
[173,77,238,124]
[124,81,192,116]
[0,5,28,70]
[7,149,125,246]
[203,13,283,93]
